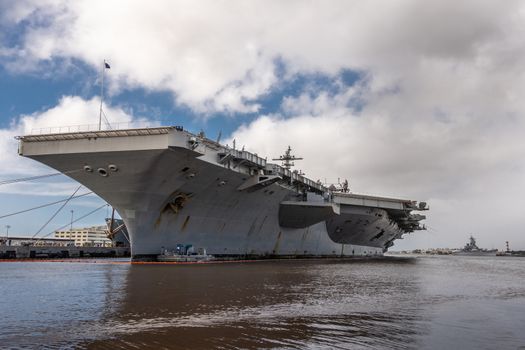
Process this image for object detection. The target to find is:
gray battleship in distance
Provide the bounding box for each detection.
[17,125,428,261]
[454,235,497,256]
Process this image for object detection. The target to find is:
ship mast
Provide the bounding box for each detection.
[272,146,303,170]
[98,60,111,130]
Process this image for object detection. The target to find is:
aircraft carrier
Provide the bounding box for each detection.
[17,125,428,261]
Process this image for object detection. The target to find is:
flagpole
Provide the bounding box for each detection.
[99,60,105,131]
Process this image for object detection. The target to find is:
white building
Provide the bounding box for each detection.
[55,226,112,247]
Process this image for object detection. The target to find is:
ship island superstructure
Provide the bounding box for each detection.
[17,126,428,261]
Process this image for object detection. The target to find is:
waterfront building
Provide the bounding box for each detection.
[55,226,112,247]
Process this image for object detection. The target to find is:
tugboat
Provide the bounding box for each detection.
[454,235,497,256]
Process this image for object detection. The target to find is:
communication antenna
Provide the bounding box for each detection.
[272,146,303,169]
[98,59,111,130]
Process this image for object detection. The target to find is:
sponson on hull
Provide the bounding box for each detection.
[17,125,428,261]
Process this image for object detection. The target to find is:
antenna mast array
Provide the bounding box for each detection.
[272,146,303,170]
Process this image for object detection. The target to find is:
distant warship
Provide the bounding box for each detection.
[455,235,497,256]
[18,125,428,261]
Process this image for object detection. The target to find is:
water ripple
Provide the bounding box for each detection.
[1,257,525,349]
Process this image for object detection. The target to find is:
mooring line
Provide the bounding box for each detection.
[0,169,81,186]
[34,203,109,242]
[0,192,94,219]
[32,185,83,239]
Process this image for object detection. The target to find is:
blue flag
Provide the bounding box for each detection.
[104,62,111,69]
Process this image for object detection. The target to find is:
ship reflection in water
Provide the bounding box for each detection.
[1,257,525,349]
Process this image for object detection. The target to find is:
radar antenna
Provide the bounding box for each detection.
[272,146,303,169]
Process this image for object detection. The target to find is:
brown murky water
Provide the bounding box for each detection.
[1,256,524,349]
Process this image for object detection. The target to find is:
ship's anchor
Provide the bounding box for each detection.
[162,192,192,215]
[168,195,187,214]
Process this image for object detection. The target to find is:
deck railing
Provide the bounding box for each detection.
[29,121,161,135]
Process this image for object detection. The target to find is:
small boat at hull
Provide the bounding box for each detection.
[157,246,215,262]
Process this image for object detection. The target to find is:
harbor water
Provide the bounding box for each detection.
[0,256,524,349]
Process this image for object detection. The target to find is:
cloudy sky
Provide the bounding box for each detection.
[1,0,524,250]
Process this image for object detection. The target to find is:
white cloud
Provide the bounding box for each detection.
[19,95,153,134]
[4,0,521,114]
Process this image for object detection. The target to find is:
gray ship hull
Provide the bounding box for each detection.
[18,126,427,261]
